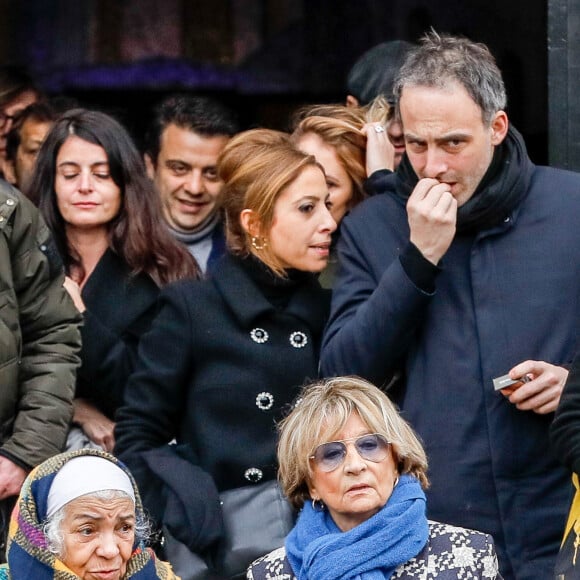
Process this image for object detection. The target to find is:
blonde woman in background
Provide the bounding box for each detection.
[291,99,394,287]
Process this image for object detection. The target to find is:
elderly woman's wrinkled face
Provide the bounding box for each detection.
[307,412,398,532]
[60,495,135,580]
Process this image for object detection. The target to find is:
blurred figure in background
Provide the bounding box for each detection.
[551,354,580,577]
[345,40,413,169]
[32,108,198,453]
[0,66,41,176]
[144,94,239,274]
[3,102,58,196]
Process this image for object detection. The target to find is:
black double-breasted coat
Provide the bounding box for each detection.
[115,254,329,536]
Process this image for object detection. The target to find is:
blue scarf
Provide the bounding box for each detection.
[285,474,428,580]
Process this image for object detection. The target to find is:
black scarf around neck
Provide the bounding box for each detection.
[395,125,534,233]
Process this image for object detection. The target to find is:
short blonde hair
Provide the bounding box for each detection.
[217,128,322,276]
[291,97,390,210]
[277,376,429,509]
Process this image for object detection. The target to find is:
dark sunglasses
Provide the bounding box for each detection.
[309,433,390,472]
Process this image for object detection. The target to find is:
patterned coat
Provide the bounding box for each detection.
[247,522,502,579]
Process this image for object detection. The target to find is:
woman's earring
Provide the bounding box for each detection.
[251,236,268,251]
[312,498,325,511]
[393,475,399,489]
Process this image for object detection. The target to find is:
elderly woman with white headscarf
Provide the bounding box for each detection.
[0,448,178,580]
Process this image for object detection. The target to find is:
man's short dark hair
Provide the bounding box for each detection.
[346,40,414,105]
[145,94,240,163]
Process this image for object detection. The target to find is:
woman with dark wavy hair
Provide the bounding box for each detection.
[31,108,199,453]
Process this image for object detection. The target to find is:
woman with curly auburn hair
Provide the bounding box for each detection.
[31,108,199,453]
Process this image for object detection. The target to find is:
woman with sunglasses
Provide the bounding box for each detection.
[248,376,502,579]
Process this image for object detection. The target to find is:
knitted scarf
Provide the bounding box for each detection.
[0,448,178,580]
[167,211,220,246]
[285,474,428,580]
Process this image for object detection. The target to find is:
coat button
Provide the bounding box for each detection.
[256,392,274,411]
[6,199,14,206]
[250,327,269,344]
[289,331,308,348]
[244,467,263,483]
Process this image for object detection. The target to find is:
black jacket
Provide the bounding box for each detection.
[76,249,160,418]
[115,254,329,544]
[551,354,580,474]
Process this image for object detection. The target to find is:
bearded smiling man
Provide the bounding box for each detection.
[321,32,580,580]
[144,95,239,274]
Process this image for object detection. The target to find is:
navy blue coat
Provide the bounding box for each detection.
[321,160,580,579]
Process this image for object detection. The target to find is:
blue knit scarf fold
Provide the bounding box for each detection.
[285,474,428,580]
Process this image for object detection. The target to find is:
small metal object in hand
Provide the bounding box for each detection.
[492,373,531,391]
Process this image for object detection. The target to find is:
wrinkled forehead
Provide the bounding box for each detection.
[65,491,135,512]
[398,81,487,126]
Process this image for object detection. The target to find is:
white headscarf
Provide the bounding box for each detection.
[46,455,135,518]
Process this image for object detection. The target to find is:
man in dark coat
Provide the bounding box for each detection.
[321,32,579,580]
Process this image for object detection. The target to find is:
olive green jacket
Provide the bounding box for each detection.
[0,181,81,470]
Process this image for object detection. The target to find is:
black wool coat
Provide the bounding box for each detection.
[115,254,329,522]
[77,249,160,418]
[551,353,580,474]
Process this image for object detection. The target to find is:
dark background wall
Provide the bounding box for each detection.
[0,0,549,163]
